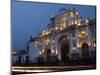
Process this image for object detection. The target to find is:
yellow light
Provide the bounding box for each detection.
[56,50,58,55]
[75,21,78,24]
[45,31,51,35]
[94,43,96,47]
[52,47,55,53]
[79,34,81,38]
[60,20,66,30]
[58,54,61,61]
[70,12,74,17]
[52,40,55,43]
[52,49,55,53]
[80,31,87,39]
[77,19,81,26]
[42,31,45,36]
[88,42,91,46]
[93,40,96,47]
[34,41,38,47]
[77,44,80,48]
[63,23,66,27]
[77,23,81,26]
[45,39,50,45]
[42,49,44,53]
[47,39,50,42]
[60,28,63,31]
[82,31,86,34]
[67,37,69,39]
[35,41,38,44]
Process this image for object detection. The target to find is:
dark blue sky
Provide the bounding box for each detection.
[12,1,96,50]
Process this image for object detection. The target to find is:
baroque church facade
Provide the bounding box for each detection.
[29,8,96,63]
[12,8,96,64]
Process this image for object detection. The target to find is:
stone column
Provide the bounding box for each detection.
[75,29,81,59]
[69,33,72,60]
[87,27,92,58]
[56,34,61,61]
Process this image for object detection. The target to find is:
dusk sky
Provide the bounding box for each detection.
[12,0,96,50]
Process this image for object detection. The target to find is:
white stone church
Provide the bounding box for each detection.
[12,8,96,64]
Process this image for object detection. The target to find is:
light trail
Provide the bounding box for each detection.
[12,69,55,73]
[12,65,95,69]
[12,65,96,73]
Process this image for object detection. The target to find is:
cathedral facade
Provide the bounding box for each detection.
[29,8,96,63]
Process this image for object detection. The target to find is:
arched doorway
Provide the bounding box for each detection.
[81,43,89,59]
[58,35,70,61]
[46,49,51,62]
[47,49,51,56]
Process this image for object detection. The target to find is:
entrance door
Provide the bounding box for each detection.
[61,42,69,61]
[59,35,70,61]
[82,43,89,59]
[46,49,51,62]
